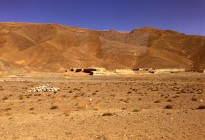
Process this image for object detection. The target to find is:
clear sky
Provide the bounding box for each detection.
[0,0,205,35]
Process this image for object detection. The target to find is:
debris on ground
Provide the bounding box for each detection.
[27,85,60,93]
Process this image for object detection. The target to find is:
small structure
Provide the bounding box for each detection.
[69,67,109,75]
[90,71,115,76]
[84,68,106,74]
[89,68,109,75]
[70,68,84,72]
[91,68,135,76]
[138,68,153,71]
[114,69,135,75]
[153,68,185,74]
[83,68,98,73]
[185,69,203,73]
[133,68,154,74]
[70,68,86,72]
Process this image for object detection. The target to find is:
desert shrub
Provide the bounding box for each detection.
[132,109,140,112]
[172,95,179,98]
[164,105,173,109]
[50,105,58,110]
[19,95,23,100]
[197,105,205,109]
[191,97,197,101]
[5,107,12,111]
[154,100,160,103]
[2,96,8,100]
[102,112,114,116]
[62,95,67,97]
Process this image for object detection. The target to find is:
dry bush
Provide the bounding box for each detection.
[154,100,160,103]
[191,97,197,101]
[2,96,8,100]
[19,95,23,100]
[29,108,34,110]
[172,95,179,98]
[164,105,173,109]
[76,101,88,110]
[63,109,71,116]
[132,109,140,112]
[4,108,12,111]
[50,105,58,110]
[197,105,205,109]
[92,105,101,111]
[102,112,114,116]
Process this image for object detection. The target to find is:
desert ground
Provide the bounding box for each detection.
[0,72,205,140]
[0,22,205,140]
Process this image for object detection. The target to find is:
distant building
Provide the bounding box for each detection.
[114,69,135,74]
[70,68,84,72]
[153,68,185,74]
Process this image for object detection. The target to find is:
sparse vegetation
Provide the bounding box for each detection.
[4,107,12,111]
[2,96,9,100]
[154,100,160,103]
[50,105,58,110]
[172,95,179,98]
[102,112,114,116]
[164,105,173,109]
[19,95,23,100]
[0,70,204,139]
[132,109,140,112]
[62,95,67,97]
[191,97,197,101]
[34,94,41,96]
[197,105,205,109]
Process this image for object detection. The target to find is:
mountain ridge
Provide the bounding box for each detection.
[0,22,204,73]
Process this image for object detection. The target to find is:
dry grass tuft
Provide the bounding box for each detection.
[50,105,58,110]
[197,105,205,109]
[102,112,114,116]
[164,105,173,109]
[154,100,160,103]
[132,109,140,112]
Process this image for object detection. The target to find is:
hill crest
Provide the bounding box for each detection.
[0,22,204,73]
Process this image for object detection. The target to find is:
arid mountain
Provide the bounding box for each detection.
[0,22,205,73]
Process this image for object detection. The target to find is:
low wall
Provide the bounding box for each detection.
[154,68,185,74]
[90,71,116,76]
[114,69,135,74]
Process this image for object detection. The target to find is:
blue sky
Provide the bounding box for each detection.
[0,0,205,35]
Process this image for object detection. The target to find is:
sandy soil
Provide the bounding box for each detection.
[0,73,205,140]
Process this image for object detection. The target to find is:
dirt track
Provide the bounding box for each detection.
[0,73,205,139]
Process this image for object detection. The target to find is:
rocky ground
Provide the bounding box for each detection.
[0,73,205,140]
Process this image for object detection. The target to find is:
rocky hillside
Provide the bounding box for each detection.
[0,22,204,73]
